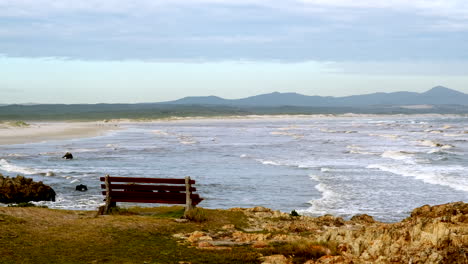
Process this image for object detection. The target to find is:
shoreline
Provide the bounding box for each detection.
[97,112,468,125]
[1,113,466,145]
[0,121,120,146]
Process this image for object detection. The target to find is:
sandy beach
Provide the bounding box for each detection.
[0,121,119,146]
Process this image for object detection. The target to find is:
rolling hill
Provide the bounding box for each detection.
[164,86,468,107]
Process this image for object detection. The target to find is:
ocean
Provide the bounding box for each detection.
[1,115,467,222]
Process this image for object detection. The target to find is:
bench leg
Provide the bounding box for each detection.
[102,174,115,214]
[185,176,194,215]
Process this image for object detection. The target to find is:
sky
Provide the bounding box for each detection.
[1,0,468,104]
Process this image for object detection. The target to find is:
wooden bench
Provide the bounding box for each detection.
[100,175,203,214]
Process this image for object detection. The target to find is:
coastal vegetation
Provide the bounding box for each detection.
[1,103,468,122]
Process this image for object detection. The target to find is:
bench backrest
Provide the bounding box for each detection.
[100,176,203,206]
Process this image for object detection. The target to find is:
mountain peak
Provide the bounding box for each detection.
[423,86,464,96]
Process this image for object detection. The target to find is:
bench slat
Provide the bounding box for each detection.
[104,191,201,200]
[99,176,195,184]
[109,197,203,205]
[106,191,203,205]
[100,184,196,192]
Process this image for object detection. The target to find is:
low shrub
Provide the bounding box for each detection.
[9,121,30,127]
[184,207,208,222]
[290,210,300,217]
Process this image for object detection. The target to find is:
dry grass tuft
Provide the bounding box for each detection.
[262,239,338,263]
[184,207,208,222]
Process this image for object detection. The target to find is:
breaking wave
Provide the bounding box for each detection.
[0,159,43,175]
[367,164,468,192]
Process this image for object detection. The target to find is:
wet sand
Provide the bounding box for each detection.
[0,122,119,146]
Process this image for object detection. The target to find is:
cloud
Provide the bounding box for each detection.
[0,0,467,61]
[1,0,467,18]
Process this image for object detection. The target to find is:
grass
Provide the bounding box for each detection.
[0,206,337,263]
[0,206,258,264]
[7,121,30,127]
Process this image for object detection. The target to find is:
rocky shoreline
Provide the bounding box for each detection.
[176,202,467,263]
[0,175,56,204]
[0,196,466,263]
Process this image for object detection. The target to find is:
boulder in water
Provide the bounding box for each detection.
[0,174,56,203]
[62,152,73,160]
[75,184,88,192]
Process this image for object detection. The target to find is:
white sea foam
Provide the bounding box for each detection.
[7,153,29,157]
[369,133,399,139]
[441,144,454,149]
[381,150,415,161]
[320,167,332,172]
[178,135,198,145]
[153,130,170,136]
[257,159,281,166]
[298,174,342,216]
[74,148,98,153]
[346,145,374,155]
[39,151,63,155]
[180,140,197,145]
[277,126,299,131]
[70,179,80,184]
[0,159,42,175]
[427,149,443,154]
[240,154,248,158]
[367,164,468,192]
[270,131,293,136]
[416,140,442,147]
[309,174,319,181]
[444,133,461,137]
[320,128,336,133]
[349,149,374,155]
[270,131,304,139]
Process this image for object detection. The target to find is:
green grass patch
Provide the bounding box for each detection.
[0,206,259,263]
[7,121,30,127]
[0,213,26,224]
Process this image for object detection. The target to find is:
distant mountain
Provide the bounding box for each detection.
[2,86,468,121]
[169,95,227,105]
[163,86,468,107]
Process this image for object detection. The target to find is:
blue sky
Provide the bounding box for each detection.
[1,0,468,103]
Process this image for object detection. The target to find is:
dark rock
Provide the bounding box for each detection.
[62,152,73,160]
[75,184,88,192]
[0,174,56,203]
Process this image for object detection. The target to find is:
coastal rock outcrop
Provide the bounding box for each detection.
[176,203,467,263]
[0,174,56,203]
[313,202,467,263]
